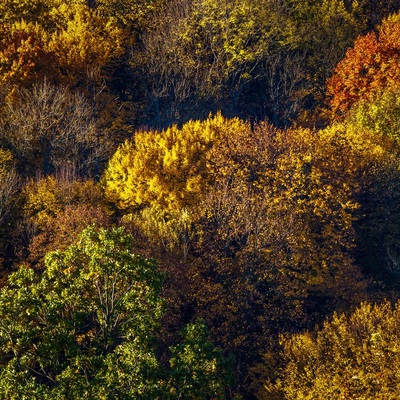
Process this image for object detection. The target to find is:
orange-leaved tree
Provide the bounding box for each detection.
[327,12,400,118]
[0,22,56,97]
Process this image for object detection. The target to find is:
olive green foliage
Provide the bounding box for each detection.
[168,321,233,400]
[95,0,165,27]
[0,0,49,24]
[348,86,400,142]
[0,226,164,398]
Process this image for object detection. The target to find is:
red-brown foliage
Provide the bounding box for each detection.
[327,16,400,117]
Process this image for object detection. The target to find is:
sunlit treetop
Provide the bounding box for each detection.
[327,11,400,118]
[103,113,249,212]
[261,300,400,399]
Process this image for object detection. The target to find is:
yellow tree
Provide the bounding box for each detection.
[47,3,126,90]
[45,3,133,141]
[103,113,249,213]
[0,5,132,148]
[95,0,165,28]
[13,175,111,270]
[138,0,277,124]
[259,301,400,399]
[0,3,129,132]
[0,0,49,24]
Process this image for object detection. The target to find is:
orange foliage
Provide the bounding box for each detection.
[327,14,400,117]
[0,24,55,93]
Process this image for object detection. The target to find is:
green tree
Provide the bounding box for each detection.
[266,0,363,125]
[0,226,165,398]
[138,0,283,125]
[347,86,400,143]
[168,321,233,400]
[0,226,231,399]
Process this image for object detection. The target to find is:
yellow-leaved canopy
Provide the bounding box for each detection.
[102,113,250,213]
[46,3,126,88]
[260,300,400,399]
[0,3,126,95]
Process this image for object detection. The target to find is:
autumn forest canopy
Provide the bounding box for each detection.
[1,0,400,398]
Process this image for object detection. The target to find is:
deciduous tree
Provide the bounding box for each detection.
[0,226,231,399]
[259,301,400,399]
[47,3,126,90]
[0,22,56,96]
[1,80,112,177]
[0,226,165,398]
[327,12,400,117]
[103,113,247,213]
[14,176,110,269]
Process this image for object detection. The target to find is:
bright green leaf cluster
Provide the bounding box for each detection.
[0,226,231,399]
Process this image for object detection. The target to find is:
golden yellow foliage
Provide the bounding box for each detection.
[22,176,105,231]
[0,0,48,24]
[47,4,126,87]
[95,0,165,28]
[17,176,110,269]
[103,113,251,257]
[103,113,248,212]
[23,177,64,230]
[261,301,400,399]
[0,3,126,101]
